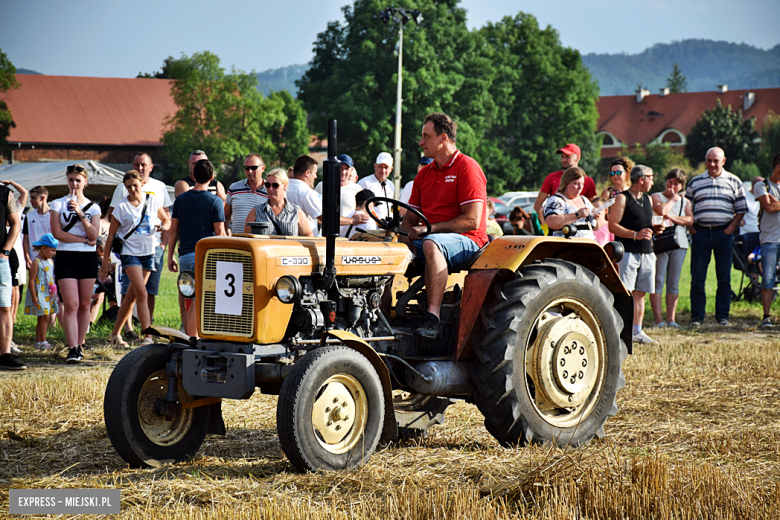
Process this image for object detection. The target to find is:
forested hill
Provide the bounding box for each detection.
[255,64,308,96]
[583,39,780,96]
[252,39,779,98]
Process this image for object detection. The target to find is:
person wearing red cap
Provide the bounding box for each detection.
[533,144,596,226]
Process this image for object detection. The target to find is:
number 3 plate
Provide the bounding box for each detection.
[215,261,243,316]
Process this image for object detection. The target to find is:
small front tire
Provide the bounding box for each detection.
[277,346,385,472]
[104,343,211,467]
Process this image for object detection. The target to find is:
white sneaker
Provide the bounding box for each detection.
[10,341,21,354]
[632,330,658,344]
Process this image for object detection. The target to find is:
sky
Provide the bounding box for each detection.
[1,0,778,78]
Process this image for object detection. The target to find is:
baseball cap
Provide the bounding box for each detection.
[418,156,434,166]
[375,152,393,166]
[33,233,58,249]
[556,144,581,157]
[337,154,354,168]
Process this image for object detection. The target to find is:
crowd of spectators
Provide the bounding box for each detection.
[1,139,778,370]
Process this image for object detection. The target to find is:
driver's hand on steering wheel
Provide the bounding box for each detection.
[408,224,431,241]
[352,212,369,225]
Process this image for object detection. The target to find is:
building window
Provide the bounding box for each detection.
[597,132,620,147]
[658,129,685,145]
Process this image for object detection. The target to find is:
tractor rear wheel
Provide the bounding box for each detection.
[473,259,627,447]
[277,346,384,472]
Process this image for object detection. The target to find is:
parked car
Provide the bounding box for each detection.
[489,197,511,226]
[500,191,539,208]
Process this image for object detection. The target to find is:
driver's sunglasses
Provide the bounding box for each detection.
[244,165,261,171]
[609,170,625,177]
[67,165,85,173]
[264,182,280,189]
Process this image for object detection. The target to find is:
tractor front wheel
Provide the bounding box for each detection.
[104,343,211,467]
[277,346,385,472]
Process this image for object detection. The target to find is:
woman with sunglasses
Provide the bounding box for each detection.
[50,164,101,364]
[244,168,313,237]
[601,156,635,200]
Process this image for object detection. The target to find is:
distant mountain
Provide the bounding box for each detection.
[17,68,43,75]
[583,40,780,96]
[255,64,308,96]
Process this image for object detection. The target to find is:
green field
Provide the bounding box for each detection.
[9,247,777,349]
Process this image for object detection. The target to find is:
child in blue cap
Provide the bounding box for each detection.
[25,233,59,350]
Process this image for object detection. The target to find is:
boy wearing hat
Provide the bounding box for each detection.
[25,233,59,351]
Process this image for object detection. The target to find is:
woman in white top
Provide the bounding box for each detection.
[100,170,170,346]
[544,166,607,239]
[650,169,693,327]
[50,164,101,363]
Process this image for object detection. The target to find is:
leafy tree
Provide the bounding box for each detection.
[0,48,20,158]
[298,0,475,183]
[297,2,600,194]
[266,90,310,167]
[621,143,690,190]
[161,52,309,184]
[472,14,601,192]
[666,63,688,93]
[756,111,780,174]
[684,99,760,169]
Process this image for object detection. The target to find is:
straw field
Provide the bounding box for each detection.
[2,319,779,519]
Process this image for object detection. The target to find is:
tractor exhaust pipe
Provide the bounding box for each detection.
[316,119,340,291]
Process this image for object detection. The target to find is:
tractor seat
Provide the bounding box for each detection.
[404,235,493,279]
[447,235,493,274]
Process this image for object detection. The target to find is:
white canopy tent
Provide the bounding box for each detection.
[0,160,175,204]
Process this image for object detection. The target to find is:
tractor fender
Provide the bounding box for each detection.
[322,330,398,441]
[454,236,632,361]
[143,325,191,345]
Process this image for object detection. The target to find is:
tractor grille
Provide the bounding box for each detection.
[201,249,254,337]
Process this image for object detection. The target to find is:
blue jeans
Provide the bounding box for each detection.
[760,242,779,290]
[121,246,164,296]
[690,227,734,322]
[412,234,481,269]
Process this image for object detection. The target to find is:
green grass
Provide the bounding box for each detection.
[12,270,182,347]
[10,252,776,347]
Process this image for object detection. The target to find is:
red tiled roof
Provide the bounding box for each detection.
[4,75,177,146]
[596,87,780,146]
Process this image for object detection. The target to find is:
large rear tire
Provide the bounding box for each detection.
[104,343,211,467]
[473,259,627,447]
[277,346,384,472]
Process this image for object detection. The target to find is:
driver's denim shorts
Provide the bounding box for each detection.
[412,234,481,269]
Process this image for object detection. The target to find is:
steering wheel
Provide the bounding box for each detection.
[365,196,432,238]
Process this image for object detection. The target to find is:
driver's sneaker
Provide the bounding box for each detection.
[632,330,658,344]
[416,312,442,339]
[0,353,26,371]
[65,346,83,364]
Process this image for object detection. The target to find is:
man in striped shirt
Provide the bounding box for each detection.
[225,154,268,235]
[685,147,747,326]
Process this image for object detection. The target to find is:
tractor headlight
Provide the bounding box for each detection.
[604,241,625,264]
[275,275,301,304]
[178,270,196,298]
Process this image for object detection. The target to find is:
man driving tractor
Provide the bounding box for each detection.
[400,112,488,339]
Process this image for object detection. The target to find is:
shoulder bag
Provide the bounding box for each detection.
[112,195,149,255]
[653,197,684,254]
